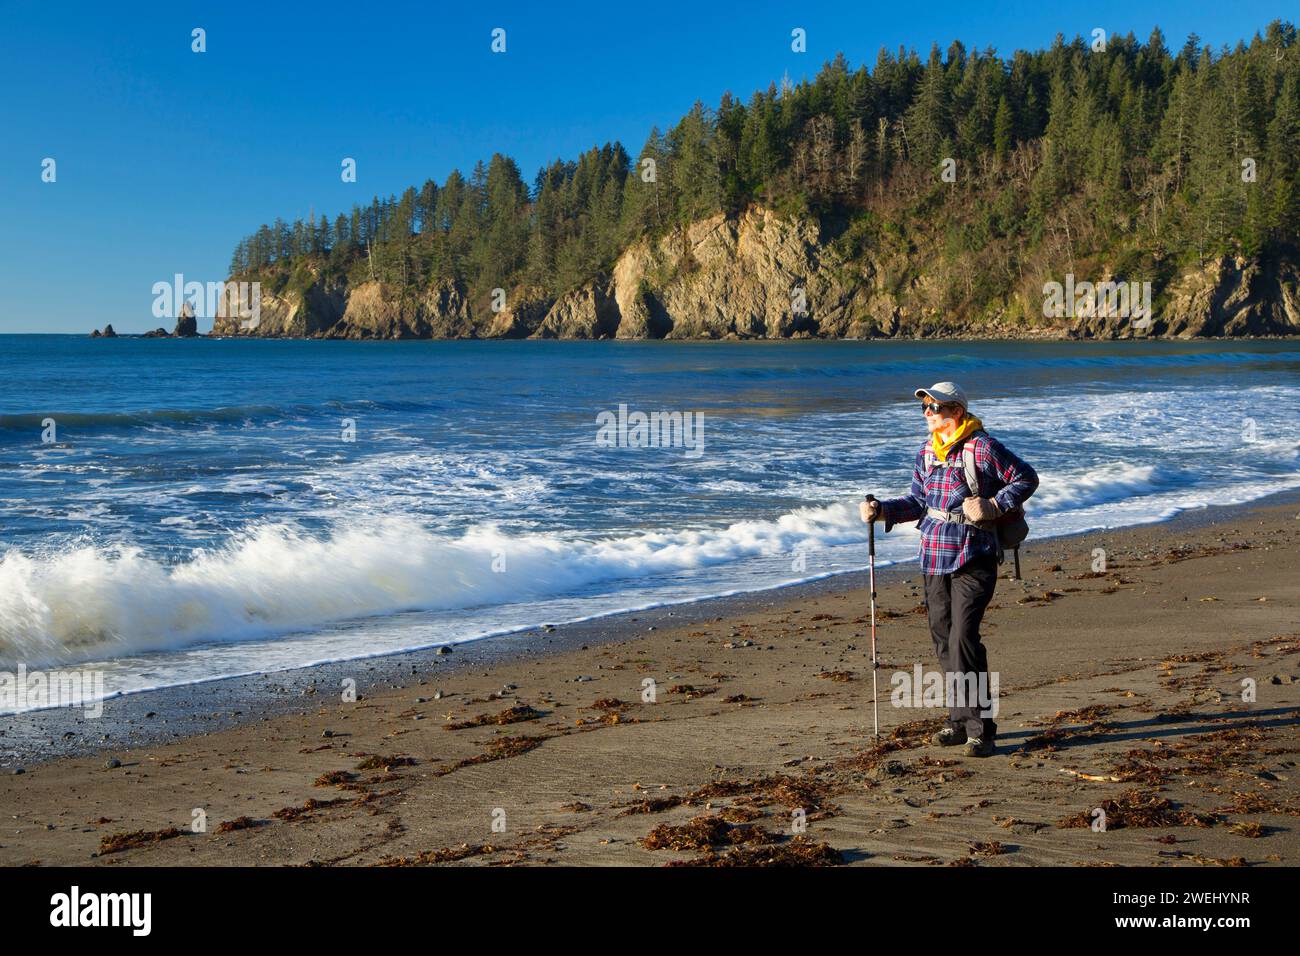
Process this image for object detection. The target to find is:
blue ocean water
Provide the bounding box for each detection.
[1,336,1298,708]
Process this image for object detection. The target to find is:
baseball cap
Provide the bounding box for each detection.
[914,382,968,409]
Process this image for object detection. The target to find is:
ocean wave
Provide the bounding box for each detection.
[1031,462,1164,512]
[0,406,290,434]
[2,444,1266,668]
[0,503,876,667]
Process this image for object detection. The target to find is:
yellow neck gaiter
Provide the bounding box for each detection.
[932,415,983,463]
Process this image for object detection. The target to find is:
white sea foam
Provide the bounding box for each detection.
[0,502,865,668]
[4,441,1296,676]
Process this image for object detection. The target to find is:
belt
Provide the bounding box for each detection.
[926,506,994,530]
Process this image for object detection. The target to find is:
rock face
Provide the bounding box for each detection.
[611,209,835,339]
[324,279,473,339]
[605,207,904,339]
[481,287,552,338]
[211,276,346,337]
[216,207,1300,340]
[173,302,198,337]
[91,324,117,338]
[1161,257,1300,337]
[532,284,621,339]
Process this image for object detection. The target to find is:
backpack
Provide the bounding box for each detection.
[923,431,1030,553]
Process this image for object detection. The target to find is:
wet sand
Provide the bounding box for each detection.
[1,495,1298,867]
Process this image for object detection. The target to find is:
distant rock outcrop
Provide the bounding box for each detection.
[142,327,170,338]
[173,302,198,337]
[91,324,118,338]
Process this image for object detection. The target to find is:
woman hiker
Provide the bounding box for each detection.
[861,382,1039,757]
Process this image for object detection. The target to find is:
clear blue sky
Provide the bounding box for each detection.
[0,0,1285,332]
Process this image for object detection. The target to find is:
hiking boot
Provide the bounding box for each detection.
[931,727,967,747]
[963,736,995,758]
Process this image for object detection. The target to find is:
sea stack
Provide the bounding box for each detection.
[173,301,198,337]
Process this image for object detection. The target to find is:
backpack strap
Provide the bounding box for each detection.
[961,439,981,498]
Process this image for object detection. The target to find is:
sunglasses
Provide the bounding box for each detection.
[920,402,953,415]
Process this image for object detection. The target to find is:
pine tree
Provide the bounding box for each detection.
[906,44,953,166]
[993,95,1014,161]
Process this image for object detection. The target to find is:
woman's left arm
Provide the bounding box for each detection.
[982,436,1039,513]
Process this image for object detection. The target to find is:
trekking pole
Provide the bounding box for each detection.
[865,494,880,740]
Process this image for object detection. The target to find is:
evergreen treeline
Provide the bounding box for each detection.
[229,21,1299,309]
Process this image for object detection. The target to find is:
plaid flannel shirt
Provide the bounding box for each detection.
[881,431,1039,575]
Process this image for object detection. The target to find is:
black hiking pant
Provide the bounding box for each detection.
[923,554,999,741]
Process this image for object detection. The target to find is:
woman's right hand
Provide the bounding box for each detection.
[860,499,882,523]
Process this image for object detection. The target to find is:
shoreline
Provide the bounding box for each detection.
[1,490,1297,865]
[4,486,1299,769]
[66,332,1300,341]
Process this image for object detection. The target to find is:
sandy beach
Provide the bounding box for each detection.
[2,494,1297,868]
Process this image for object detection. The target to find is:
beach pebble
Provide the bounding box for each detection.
[436,646,453,655]
[433,690,444,700]
[12,768,24,775]
[105,758,121,769]
[575,675,594,682]
[321,729,335,738]
[415,697,428,704]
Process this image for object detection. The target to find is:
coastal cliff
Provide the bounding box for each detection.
[214,25,1300,342]
[213,207,1300,340]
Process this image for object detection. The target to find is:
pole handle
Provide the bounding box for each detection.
[864,494,877,555]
